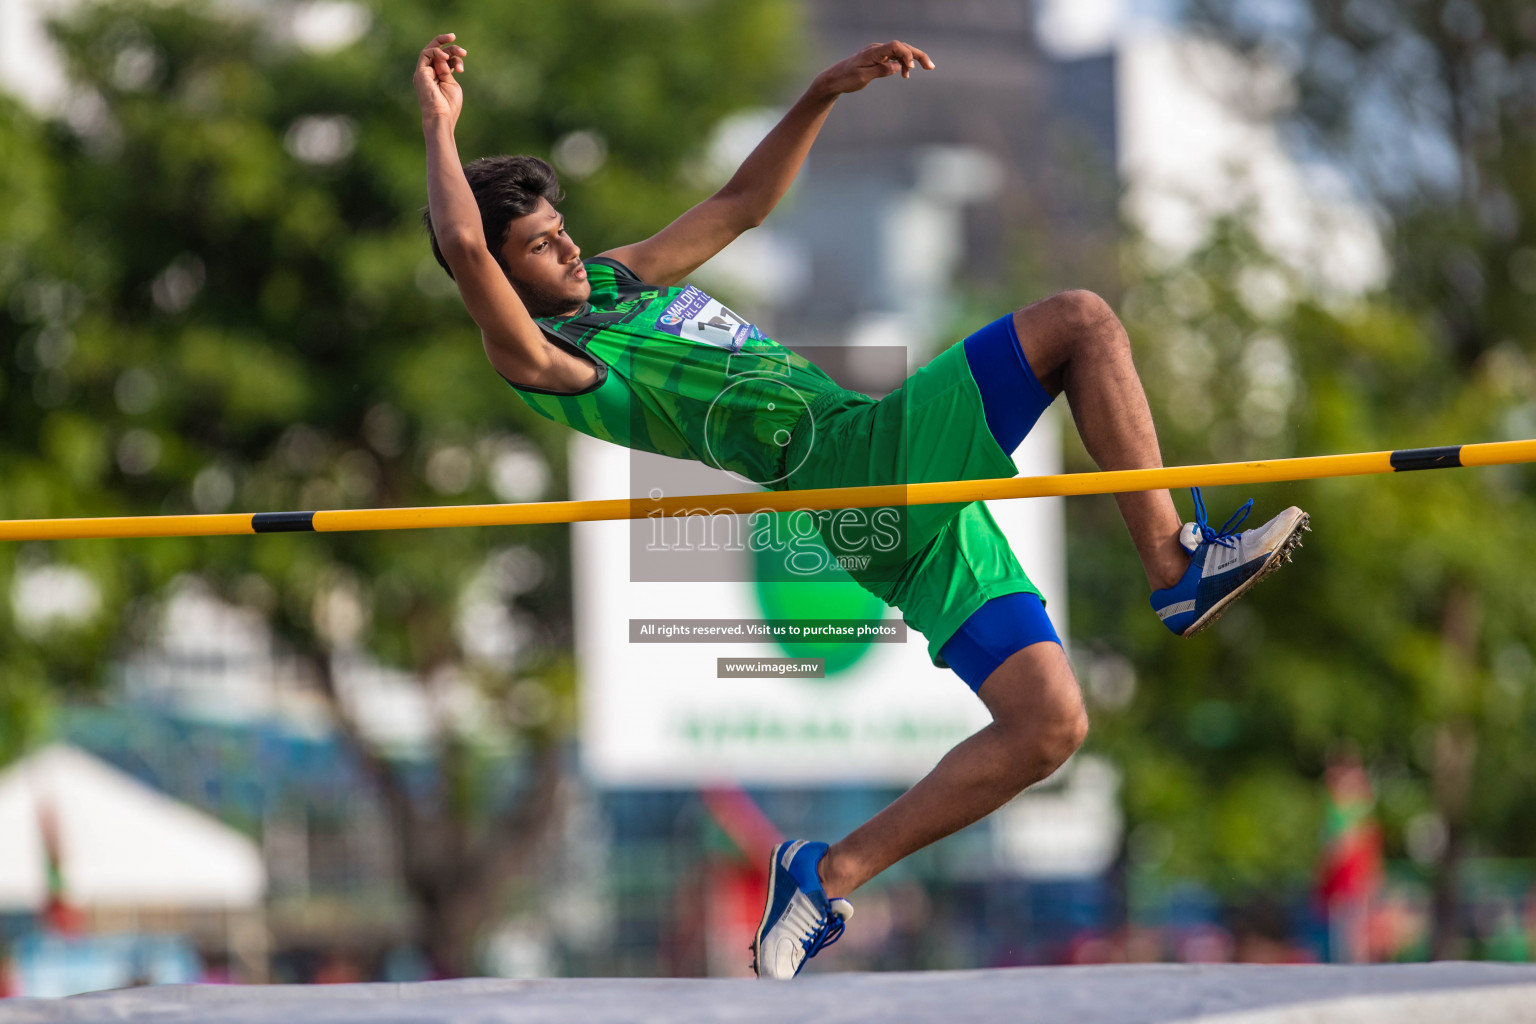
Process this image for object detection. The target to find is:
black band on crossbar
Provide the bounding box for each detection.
[1390,446,1463,471]
[252,511,317,533]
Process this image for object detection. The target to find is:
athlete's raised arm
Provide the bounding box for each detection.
[600,40,935,287]
[417,34,592,392]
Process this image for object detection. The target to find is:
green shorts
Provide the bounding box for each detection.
[776,340,1044,667]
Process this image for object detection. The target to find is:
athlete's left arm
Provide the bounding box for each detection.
[599,40,935,287]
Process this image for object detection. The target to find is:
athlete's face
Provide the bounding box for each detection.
[500,197,590,318]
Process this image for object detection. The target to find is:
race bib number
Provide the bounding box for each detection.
[656,285,764,352]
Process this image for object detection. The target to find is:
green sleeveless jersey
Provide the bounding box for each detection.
[506,257,853,487]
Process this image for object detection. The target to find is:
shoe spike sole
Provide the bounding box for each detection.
[1182,511,1310,638]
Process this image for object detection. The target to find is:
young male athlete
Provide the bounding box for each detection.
[415,33,1310,979]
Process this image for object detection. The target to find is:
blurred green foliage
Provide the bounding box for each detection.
[1071,0,1536,946]
[1079,220,1536,893]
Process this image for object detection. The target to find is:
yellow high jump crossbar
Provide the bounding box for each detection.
[0,439,1532,543]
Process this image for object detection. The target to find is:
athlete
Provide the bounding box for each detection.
[414,33,1309,979]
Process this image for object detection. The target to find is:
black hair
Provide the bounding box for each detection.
[422,154,564,280]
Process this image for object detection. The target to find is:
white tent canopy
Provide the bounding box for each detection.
[0,743,265,910]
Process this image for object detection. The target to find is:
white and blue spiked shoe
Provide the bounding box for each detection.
[750,840,853,980]
[1150,488,1310,637]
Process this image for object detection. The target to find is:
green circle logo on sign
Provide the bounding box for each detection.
[750,509,885,676]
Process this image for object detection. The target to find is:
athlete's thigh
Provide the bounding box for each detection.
[880,501,1046,669]
[939,590,1062,694]
[792,333,1042,573]
[976,640,1084,738]
[862,339,1021,556]
[963,312,1057,456]
[877,339,1017,482]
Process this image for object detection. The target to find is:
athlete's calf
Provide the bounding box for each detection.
[817,640,1087,898]
[1013,290,1190,591]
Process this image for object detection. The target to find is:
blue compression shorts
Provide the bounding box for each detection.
[937,313,1062,692]
[962,311,1055,454]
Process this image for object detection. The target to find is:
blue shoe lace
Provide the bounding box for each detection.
[803,911,846,960]
[1191,487,1253,550]
[750,900,847,976]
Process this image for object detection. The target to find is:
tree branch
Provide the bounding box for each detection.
[466,740,567,897]
[309,650,419,837]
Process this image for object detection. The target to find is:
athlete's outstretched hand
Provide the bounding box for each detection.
[415,33,468,126]
[814,39,935,96]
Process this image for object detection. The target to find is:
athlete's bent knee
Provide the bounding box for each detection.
[1034,700,1089,777]
[1003,695,1088,788]
[1035,289,1122,349]
[1051,289,1116,327]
